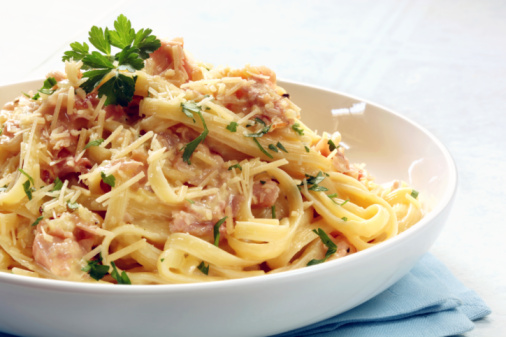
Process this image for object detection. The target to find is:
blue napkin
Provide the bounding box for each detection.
[273,253,491,337]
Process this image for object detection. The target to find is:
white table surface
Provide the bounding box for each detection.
[1,1,504,336]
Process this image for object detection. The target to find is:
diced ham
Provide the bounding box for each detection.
[144,38,203,85]
[251,179,279,208]
[32,211,102,278]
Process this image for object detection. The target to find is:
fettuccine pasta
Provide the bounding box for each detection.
[0,36,423,284]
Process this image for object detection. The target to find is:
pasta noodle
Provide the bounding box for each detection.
[0,37,423,284]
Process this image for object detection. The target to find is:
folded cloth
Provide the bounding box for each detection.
[274,253,491,337]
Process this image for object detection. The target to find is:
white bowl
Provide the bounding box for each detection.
[0,80,457,337]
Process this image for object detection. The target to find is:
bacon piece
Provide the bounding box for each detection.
[32,211,102,278]
[251,179,279,208]
[145,38,203,85]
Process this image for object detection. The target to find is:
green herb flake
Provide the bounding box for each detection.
[307,228,337,266]
[197,261,209,275]
[253,138,273,159]
[84,138,105,150]
[292,123,304,136]
[31,216,43,227]
[181,102,209,164]
[271,205,276,219]
[244,119,270,138]
[276,142,288,153]
[213,217,228,246]
[32,77,57,100]
[52,177,63,192]
[18,168,34,186]
[341,217,348,221]
[101,172,116,187]
[327,139,339,152]
[226,121,238,132]
[340,199,349,206]
[110,261,131,284]
[304,145,310,153]
[67,201,80,210]
[268,144,279,153]
[410,189,419,199]
[228,163,242,171]
[82,258,109,281]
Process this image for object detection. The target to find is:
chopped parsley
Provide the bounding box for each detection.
[67,200,80,210]
[32,77,57,100]
[304,145,310,153]
[110,261,131,284]
[244,118,270,138]
[410,189,419,199]
[341,217,348,221]
[31,216,43,227]
[100,172,116,187]
[181,101,209,164]
[228,163,242,171]
[291,123,304,136]
[197,261,209,275]
[18,169,35,200]
[84,138,105,150]
[268,144,279,153]
[276,142,288,153]
[52,177,63,192]
[307,228,337,266]
[327,139,339,152]
[301,171,329,192]
[271,205,276,219]
[253,138,273,159]
[226,121,238,132]
[62,14,161,106]
[82,256,109,281]
[213,217,227,246]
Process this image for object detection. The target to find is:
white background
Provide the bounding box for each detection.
[1,0,505,335]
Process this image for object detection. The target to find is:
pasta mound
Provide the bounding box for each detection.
[0,38,423,284]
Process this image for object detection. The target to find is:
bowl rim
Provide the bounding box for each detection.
[0,78,458,294]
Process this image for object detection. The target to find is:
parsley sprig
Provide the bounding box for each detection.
[307,228,337,266]
[62,14,161,106]
[300,171,329,192]
[181,101,209,164]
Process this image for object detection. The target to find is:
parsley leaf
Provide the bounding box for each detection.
[253,138,273,159]
[18,168,34,185]
[226,121,238,132]
[84,138,105,150]
[268,144,279,152]
[52,177,63,192]
[213,217,227,246]
[19,169,36,200]
[276,142,288,153]
[31,216,43,227]
[88,26,111,55]
[110,261,131,284]
[228,163,242,171]
[328,139,338,152]
[197,261,209,275]
[99,73,137,107]
[108,14,135,49]
[67,200,80,210]
[341,217,348,221]
[410,189,419,199]
[307,228,337,266]
[101,172,116,187]
[271,205,276,219]
[304,145,310,152]
[62,14,160,107]
[244,118,270,138]
[82,257,110,281]
[32,77,57,100]
[62,42,90,64]
[292,123,304,136]
[301,171,329,192]
[181,102,209,164]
